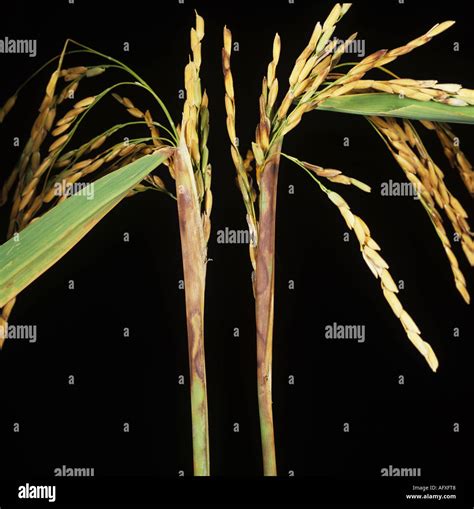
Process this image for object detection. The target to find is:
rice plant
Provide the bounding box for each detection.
[0,12,211,476]
[223,3,474,475]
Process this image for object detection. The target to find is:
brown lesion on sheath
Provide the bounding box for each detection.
[189,311,205,380]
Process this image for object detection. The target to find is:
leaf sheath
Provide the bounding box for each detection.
[255,139,282,476]
[174,140,210,476]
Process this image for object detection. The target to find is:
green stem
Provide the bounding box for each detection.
[67,39,178,142]
[281,153,329,192]
[6,49,85,98]
[255,138,283,476]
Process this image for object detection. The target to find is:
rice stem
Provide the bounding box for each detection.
[255,138,283,476]
[174,138,210,476]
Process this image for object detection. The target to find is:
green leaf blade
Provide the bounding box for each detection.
[0,150,169,307]
[316,93,474,124]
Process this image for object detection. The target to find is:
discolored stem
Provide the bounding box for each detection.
[174,140,210,476]
[255,138,282,476]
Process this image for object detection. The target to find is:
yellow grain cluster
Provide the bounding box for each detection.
[222,26,259,269]
[0,66,63,347]
[254,33,281,180]
[181,12,212,243]
[309,19,471,111]
[421,121,474,196]
[326,189,439,372]
[276,4,352,129]
[377,21,456,67]
[3,65,110,234]
[370,116,472,303]
[302,160,371,192]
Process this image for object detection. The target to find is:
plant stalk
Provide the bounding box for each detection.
[255,138,283,476]
[174,140,210,476]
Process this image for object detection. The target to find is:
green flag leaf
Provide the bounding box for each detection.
[317,93,474,124]
[0,149,169,307]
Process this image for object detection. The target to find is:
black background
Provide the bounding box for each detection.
[0,0,473,505]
